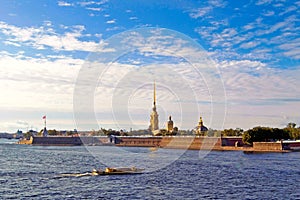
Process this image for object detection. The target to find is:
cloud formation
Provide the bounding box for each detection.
[0,21,101,52]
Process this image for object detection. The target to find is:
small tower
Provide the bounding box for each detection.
[196,116,208,135]
[149,81,159,133]
[199,117,203,127]
[166,116,174,132]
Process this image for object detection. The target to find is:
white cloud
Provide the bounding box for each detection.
[219,60,300,100]
[86,7,102,11]
[3,40,21,47]
[187,0,226,19]
[0,53,83,131]
[279,6,297,16]
[189,7,212,19]
[105,26,124,32]
[0,21,107,52]
[279,38,300,59]
[77,1,107,6]
[208,0,227,8]
[243,24,255,31]
[218,59,300,129]
[129,17,138,20]
[106,19,116,24]
[240,41,261,49]
[58,1,73,7]
[256,0,273,6]
[263,10,275,16]
[221,28,238,38]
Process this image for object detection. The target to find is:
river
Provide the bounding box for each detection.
[0,139,299,199]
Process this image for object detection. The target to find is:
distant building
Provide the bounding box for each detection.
[16,129,23,135]
[195,117,208,135]
[166,116,174,132]
[42,127,48,137]
[149,81,159,134]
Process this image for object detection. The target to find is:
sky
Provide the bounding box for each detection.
[0,0,299,132]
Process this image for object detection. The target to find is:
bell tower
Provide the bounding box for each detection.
[149,81,159,132]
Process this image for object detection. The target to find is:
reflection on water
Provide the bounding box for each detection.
[0,143,299,199]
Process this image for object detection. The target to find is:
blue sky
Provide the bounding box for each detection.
[0,0,299,132]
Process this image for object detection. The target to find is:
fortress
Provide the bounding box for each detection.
[17,81,300,152]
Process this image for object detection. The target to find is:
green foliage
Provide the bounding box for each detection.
[48,129,58,135]
[129,129,150,136]
[100,128,128,136]
[284,122,300,140]
[23,131,34,139]
[222,128,243,136]
[287,122,296,128]
[242,126,290,145]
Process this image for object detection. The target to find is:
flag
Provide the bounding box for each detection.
[42,115,46,119]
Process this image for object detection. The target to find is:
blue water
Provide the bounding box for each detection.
[0,139,299,199]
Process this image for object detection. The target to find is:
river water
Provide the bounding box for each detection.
[0,139,299,199]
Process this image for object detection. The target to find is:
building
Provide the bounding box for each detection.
[149,81,159,134]
[166,116,174,132]
[195,116,208,135]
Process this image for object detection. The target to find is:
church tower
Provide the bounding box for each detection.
[166,116,174,132]
[196,116,208,135]
[149,81,159,133]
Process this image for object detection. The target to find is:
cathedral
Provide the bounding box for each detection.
[149,81,159,134]
[195,116,208,135]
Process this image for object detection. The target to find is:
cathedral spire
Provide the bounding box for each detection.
[153,81,156,106]
[150,81,159,133]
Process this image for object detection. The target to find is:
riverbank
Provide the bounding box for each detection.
[17,136,300,153]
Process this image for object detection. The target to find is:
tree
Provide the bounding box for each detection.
[242,126,290,145]
[48,129,58,136]
[287,122,296,129]
[284,123,300,140]
[222,128,243,136]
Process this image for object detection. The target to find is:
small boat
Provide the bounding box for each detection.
[93,167,144,175]
[60,167,144,177]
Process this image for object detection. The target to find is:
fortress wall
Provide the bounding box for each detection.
[253,142,282,151]
[156,137,222,150]
[116,137,162,147]
[79,136,107,145]
[31,136,109,146]
[17,136,293,152]
[221,137,244,146]
[32,136,83,146]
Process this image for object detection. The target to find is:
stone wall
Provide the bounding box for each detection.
[160,137,222,150]
[253,142,282,151]
[31,136,107,146]
[221,137,244,146]
[116,137,162,147]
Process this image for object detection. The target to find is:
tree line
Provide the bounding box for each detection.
[242,123,300,145]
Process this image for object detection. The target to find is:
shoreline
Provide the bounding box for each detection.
[17,136,300,153]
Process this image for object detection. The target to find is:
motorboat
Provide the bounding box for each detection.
[60,167,144,177]
[94,167,144,175]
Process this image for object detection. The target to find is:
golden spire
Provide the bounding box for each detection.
[199,117,203,126]
[153,81,156,106]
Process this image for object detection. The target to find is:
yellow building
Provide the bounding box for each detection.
[196,116,208,135]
